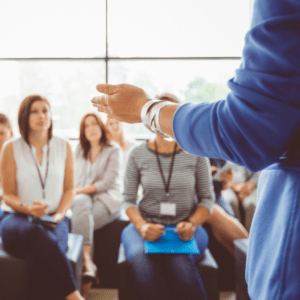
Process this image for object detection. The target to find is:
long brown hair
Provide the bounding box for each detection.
[0,113,13,137]
[79,113,109,159]
[18,95,53,144]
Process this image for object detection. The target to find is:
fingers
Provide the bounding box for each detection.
[141,223,165,241]
[32,201,48,209]
[175,222,188,232]
[30,202,48,218]
[176,222,194,241]
[96,84,119,95]
[149,224,165,235]
[91,95,116,116]
[91,95,109,107]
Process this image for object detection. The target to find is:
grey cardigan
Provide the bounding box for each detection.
[75,142,123,215]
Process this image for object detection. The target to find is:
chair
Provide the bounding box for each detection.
[93,219,130,288]
[0,233,83,300]
[234,239,251,300]
[117,244,219,300]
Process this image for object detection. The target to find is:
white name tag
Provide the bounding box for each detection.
[160,203,176,216]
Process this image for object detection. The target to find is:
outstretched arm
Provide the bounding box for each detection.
[91,83,180,138]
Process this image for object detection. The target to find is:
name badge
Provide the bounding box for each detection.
[160,203,176,216]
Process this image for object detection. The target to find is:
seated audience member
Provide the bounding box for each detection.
[106,116,139,171]
[209,158,235,216]
[0,95,84,300]
[204,203,248,255]
[121,94,214,300]
[71,113,123,295]
[0,113,13,210]
[216,162,259,231]
[206,159,248,255]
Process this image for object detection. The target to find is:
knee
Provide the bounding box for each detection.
[121,225,144,260]
[27,223,53,242]
[194,226,209,253]
[72,194,92,213]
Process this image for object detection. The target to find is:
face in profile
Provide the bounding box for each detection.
[84,115,102,143]
[28,100,51,133]
[0,123,12,149]
[106,118,121,136]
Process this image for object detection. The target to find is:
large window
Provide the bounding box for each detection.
[0,0,250,138]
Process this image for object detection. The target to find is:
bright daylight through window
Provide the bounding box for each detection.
[0,0,250,139]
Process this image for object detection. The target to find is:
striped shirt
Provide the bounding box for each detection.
[123,142,215,225]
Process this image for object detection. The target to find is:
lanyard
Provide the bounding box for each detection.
[29,143,50,199]
[154,141,177,200]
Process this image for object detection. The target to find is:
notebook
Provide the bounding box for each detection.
[29,215,58,226]
[145,225,200,254]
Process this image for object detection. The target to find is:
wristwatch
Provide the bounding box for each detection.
[188,220,197,232]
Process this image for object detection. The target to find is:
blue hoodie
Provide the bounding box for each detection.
[173,0,300,172]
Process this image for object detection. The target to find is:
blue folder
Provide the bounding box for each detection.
[145,225,200,254]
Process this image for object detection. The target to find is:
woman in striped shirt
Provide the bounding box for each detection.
[121,94,214,300]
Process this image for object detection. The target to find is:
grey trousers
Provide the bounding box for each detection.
[71,193,118,245]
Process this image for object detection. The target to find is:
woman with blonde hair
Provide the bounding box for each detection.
[106,116,138,171]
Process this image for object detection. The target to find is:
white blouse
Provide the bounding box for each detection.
[2,136,67,214]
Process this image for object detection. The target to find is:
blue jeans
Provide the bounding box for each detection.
[121,223,208,300]
[0,208,4,223]
[0,213,77,300]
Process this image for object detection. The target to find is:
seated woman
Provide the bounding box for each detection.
[0,113,13,214]
[216,162,259,232]
[0,95,84,300]
[121,94,214,300]
[71,113,123,293]
[106,116,138,171]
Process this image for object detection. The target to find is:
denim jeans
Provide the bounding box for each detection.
[121,223,208,300]
[0,213,77,300]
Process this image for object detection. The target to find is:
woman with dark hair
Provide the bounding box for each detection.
[0,95,84,300]
[71,113,123,294]
[120,94,213,300]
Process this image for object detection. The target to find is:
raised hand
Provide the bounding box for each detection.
[91,83,150,123]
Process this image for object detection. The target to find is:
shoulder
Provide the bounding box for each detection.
[104,141,122,155]
[129,143,146,157]
[1,140,14,156]
[8,137,23,149]
[0,140,15,166]
[125,143,148,166]
[50,136,70,152]
[2,137,24,155]
[195,155,209,162]
[194,155,210,168]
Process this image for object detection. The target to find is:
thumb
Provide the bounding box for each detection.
[96,84,119,95]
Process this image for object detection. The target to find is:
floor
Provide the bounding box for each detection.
[86,289,236,300]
